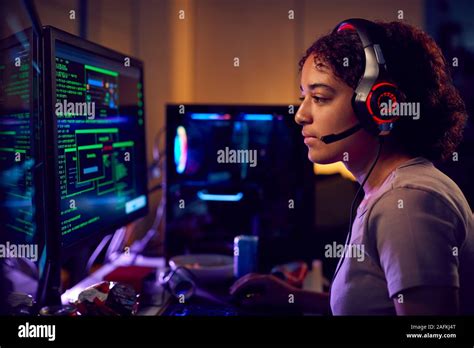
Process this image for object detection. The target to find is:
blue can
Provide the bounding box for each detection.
[234,235,259,278]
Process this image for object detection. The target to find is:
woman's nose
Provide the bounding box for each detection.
[295,98,312,125]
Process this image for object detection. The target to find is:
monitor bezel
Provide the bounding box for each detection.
[42,26,149,251]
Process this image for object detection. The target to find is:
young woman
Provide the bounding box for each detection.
[230,19,474,315]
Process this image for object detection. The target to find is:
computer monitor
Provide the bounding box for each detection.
[0,26,50,310]
[0,30,39,243]
[42,26,149,249]
[165,104,315,271]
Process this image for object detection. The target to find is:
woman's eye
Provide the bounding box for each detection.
[299,96,329,103]
[312,96,328,104]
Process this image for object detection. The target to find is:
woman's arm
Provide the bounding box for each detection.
[393,286,459,315]
[368,188,465,316]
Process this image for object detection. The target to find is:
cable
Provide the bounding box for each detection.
[86,234,113,273]
[161,266,198,298]
[331,138,384,287]
[129,196,165,265]
[86,226,127,273]
[153,127,166,162]
[144,266,198,308]
[149,127,166,180]
[106,227,126,262]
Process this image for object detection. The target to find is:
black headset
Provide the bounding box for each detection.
[324,18,403,142]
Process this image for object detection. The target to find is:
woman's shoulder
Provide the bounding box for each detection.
[399,157,470,219]
[365,156,472,236]
[391,157,463,197]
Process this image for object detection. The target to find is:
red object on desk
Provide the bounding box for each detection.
[271,261,308,288]
[104,266,155,293]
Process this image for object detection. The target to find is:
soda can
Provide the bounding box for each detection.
[233,235,258,278]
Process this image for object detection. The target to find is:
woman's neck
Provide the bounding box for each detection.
[348,145,415,196]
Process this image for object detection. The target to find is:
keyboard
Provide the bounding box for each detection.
[163,302,240,316]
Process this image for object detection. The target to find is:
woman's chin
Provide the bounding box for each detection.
[307,148,337,164]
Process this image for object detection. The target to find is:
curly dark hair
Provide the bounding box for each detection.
[299,21,468,161]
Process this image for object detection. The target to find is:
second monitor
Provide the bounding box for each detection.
[42,27,149,248]
[165,104,315,271]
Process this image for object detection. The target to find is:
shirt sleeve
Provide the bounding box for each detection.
[367,187,466,298]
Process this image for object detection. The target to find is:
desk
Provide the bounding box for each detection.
[61,254,327,316]
[61,253,169,315]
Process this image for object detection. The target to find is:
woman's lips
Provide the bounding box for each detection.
[303,136,319,146]
[302,131,320,145]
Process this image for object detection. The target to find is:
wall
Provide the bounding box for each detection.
[36,0,79,35]
[134,0,425,237]
[33,0,425,242]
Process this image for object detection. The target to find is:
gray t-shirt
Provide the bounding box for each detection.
[330,157,474,315]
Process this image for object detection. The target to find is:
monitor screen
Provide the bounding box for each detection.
[169,109,291,188]
[0,30,40,247]
[44,28,148,247]
[165,105,314,269]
